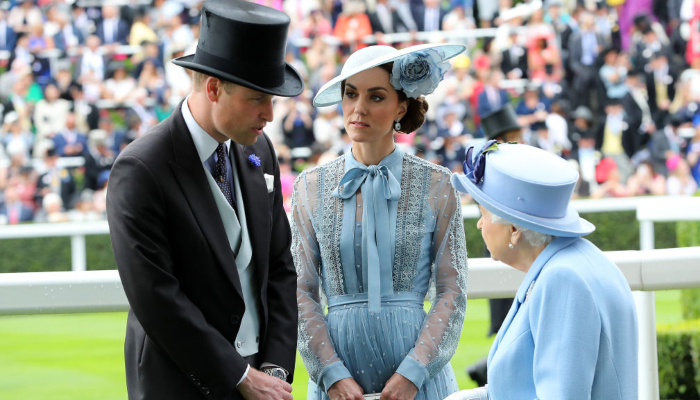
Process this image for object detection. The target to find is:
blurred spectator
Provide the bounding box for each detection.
[68,189,101,221]
[477,69,510,125]
[646,52,677,127]
[443,2,477,36]
[301,9,333,37]
[542,100,572,156]
[83,129,116,191]
[591,157,629,198]
[333,0,373,50]
[649,112,683,176]
[527,26,561,81]
[313,105,343,150]
[283,96,315,150]
[515,83,547,134]
[666,154,699,194]
[369,0,407,34]
[8,0,43,34]
[0,9,18,52]
[35,147,76,209]
[626,159,667,195]
[70,84,100,133]
[129,11,159,47]
[597,98,634,181]
[501,28,528,79]
[0,183,34,224]
[33,83,71,155]
[97,117,127,157]
[53,112,87,157]
[102,62,137,103]
[572,126,598,197]
[53,10,84,52]
[27,24,53,53]
[687,125,700,184]
[599,47,629,100]
[78,35,106,102]
[1,111,32,160]
[569,11,603,110]
[34,192,68,223]
[413,0,446,32]
[95,5,130,46]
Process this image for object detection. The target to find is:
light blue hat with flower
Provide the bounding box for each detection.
[451,141,595,237]
[313,43,466,107]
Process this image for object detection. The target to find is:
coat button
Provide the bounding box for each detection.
[230,315,241,324]
[236,341,243,348]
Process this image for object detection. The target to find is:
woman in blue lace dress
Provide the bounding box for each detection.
[292,44,468,400]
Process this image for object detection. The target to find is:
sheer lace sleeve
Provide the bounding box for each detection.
[293,169,352,392]
[396,169,469,389]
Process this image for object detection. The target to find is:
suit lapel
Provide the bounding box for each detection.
[231,142,269,280]
[167,107,243,299]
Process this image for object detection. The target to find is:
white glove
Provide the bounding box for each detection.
[443,386,488,400]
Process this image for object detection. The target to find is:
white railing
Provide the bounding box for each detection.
[1,247,698,316]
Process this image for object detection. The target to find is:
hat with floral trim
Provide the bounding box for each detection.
[313,43,466,107]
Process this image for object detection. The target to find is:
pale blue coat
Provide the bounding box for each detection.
[487,237,638,400]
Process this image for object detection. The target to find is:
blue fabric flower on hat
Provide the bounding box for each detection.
[390,49,450,99]
[463,140,499,184]
[248,154,261,167]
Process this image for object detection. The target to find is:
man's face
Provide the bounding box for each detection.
[211,83,274,146]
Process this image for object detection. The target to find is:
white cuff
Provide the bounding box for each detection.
[236,364,250,386]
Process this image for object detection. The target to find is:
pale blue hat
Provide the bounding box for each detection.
[451,142,595,237]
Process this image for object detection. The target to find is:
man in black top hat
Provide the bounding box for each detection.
[106,1,303,399]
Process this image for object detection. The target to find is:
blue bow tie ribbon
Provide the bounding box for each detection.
[333,164,400,312]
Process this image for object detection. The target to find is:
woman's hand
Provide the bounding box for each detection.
[328,377,365,400]
[379,373,418,400]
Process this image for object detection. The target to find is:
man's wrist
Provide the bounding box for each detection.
[261,366,288,381]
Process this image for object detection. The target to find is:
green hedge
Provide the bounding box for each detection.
[677,195,700,321]
[0,210,679,273]
[658,319,700,399]
[463,210,678,258]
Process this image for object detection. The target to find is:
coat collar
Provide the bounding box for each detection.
[514,237,579,304]
[167,103,243,299]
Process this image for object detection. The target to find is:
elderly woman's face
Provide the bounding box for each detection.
[341,67,406,145]
[477,205,513,262]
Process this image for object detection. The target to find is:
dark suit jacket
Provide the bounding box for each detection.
[411,5,446,32]
[645,68,677,125]
[568,31,605,76]
[106,105,297,400]
[53,131,88,157]
[501,47,528,79]
[368,9,408,34]
[53,25,85,51]
[0,23,17,52]
[95,19,130,45]
[477,88,510,118]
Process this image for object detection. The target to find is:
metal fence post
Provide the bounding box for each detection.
[636,219,659,400]
[70,234,87,272]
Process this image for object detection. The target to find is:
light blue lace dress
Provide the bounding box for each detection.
[292,147,468,399]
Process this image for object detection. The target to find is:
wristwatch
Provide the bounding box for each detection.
[261,367,288,381]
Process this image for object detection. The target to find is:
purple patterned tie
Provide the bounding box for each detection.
[214,143,236,210]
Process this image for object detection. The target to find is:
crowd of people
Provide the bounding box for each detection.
[0,0,699,225]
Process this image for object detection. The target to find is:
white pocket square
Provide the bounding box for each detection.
[264,173,274,193]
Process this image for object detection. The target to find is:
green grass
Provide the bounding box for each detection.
[0,292,683,399]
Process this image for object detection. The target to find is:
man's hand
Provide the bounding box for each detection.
[328,377,364,400]
[379,373,418,400]
[237,367,293,400]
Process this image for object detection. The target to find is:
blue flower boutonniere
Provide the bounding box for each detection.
[463,139,500,185]
[248,154,261,167]
[390,49,451,99]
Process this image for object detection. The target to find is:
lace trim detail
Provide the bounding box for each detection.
[297,309,325,382]
[316,156,347,297]
[393,154,453,292]
[426,198,469,376]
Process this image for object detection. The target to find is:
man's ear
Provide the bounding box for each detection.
[205,77,220,102]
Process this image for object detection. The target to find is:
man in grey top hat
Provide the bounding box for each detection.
[106,1,303,399]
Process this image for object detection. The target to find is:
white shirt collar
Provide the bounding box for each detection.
[181,95,230,164]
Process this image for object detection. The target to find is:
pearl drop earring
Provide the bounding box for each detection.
[394,119,401,131]
[508,242,514,249]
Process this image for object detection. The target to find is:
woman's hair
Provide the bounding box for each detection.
[490,212,554,248]
[340,62,429,134]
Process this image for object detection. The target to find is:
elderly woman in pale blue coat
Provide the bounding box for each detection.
[447,142,638,400]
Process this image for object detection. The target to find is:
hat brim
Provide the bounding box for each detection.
[313,43,466,107]
[172,55,305,97]
[451,174,595,237]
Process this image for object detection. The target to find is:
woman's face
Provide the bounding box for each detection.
[341,67,406,145]
[476,205,513,262]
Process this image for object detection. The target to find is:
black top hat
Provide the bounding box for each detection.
[482,103,522,140]
[172,0,304,97]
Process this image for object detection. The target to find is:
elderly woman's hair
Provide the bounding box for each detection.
[491,213,554,248]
